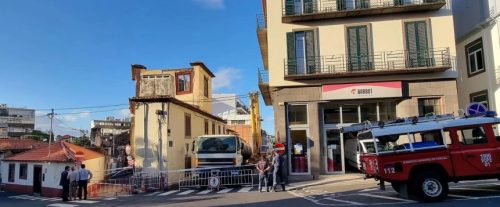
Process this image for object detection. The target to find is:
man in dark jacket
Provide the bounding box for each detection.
[59,166,70,202]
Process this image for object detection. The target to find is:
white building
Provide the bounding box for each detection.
[212,94,251,125]
[453,0,500,110]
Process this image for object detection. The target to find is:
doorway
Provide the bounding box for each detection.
[33,165,42,195]
[289,129,310,175]
[324,127,347,174]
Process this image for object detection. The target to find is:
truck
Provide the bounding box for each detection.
[192,135,252,168]
[345,111,500,202]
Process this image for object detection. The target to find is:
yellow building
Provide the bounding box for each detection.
[257,0,458,180]
[129,62,226,172]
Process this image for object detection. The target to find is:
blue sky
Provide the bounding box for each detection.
[0,0,273,136]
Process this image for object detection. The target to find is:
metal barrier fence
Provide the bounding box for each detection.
[178,167,255,190]
[86,165,256,196]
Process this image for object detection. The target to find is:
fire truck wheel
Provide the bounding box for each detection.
[413,171,448,202]
[390,182,401,193]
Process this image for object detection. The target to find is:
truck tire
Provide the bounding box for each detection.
[391,182,401,193]
[413,171,448,202]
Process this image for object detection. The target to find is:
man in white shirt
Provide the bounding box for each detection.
[77,164,93,200]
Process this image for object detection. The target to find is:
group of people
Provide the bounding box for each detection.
[59,164,93,202]
[256,149,286,192]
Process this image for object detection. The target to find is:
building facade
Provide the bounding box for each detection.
[0,104,35,138]
[90,116,131,147]
[1,141,105,197]
[258,0,458,179]
[453,0,500,111]
[129,62,226,173]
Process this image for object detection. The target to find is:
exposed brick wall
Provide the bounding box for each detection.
[4,183,62,198]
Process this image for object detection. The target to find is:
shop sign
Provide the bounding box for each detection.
[322,81,402,100]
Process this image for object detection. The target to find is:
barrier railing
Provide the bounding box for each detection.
[178,167,255,190]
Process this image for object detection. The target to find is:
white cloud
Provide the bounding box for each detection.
[60,111,91,122]
[193,0,225,9]
[116,109,131,119]
[212,67,243,91]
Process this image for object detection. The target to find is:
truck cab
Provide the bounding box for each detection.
[351,112,500,202]
[192,135,252,168]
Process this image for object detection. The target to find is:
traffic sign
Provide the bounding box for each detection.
[274,143,286,155]
[208,177,220,188]
[75,151,84,161]
[467,102,488,116]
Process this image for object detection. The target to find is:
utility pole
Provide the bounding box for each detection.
[156,103,167,172]
[47,109,54,158]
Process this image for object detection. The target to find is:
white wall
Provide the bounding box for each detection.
[1,161,67,189]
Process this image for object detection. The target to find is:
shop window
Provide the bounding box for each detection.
[418,98,441,116]
[466,38,485,76]
[19,163,27,180]
[8,163,15,182]
[470,90,489,109]
[342,105,359,123]
[323,104,340,124]
[288,105,307,125]
[360,103,377,122]
[379,102,397,122]
[290,129,309,173]
[458,127,488,145]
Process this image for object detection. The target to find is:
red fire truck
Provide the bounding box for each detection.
[343,109,500,202]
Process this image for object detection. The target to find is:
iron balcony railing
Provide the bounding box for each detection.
[284,47,451,76]
[257,14,266,29]
[283,0,445,16]
[258,69,269,84]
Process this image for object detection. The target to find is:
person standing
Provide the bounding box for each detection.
[59,166,70,202]
[67,166,78,201]
[77,164,93,200]
[256,154,270,192]
[271,150,286,192]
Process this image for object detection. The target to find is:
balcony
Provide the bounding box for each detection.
[284,48,451,80]
[257,14,269,70]
[258,69,272,105]
[282,0,446,23]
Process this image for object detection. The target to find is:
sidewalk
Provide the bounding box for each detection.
[287,173,366,190]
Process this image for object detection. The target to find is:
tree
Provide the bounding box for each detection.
[70,136,91,147]
[29,130,53,142]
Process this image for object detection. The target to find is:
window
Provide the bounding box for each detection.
[418,98,441,116]
[360,103,377,122]
[204,119,209,134]
[218,125,221,134]
[212,122,216,135]
[347,25,371,71]
[287,30,316,75]
[223,126,226,134]
[458,127,488,145]
[493,124,500,142]
[231,120,246,125]
[176,72,192,94]
[8,163,15,182]
[470,90,489,109]
[288,105,307,125]
[342,105,359,123]
[185,113,191,138]
[405,21,431,68]
[19,164,27,180]
[284,0,315,15]
[204,77,209,97]
[466,38,485,76]
[324,104,340,124]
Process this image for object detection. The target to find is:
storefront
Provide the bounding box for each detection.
[277,80,458,179]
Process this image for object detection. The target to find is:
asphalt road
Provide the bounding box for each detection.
[1,179,500,207]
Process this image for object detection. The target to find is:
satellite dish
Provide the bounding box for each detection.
[467,102,488,116]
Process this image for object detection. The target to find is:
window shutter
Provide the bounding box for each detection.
[285,0,295,15]
[406,21,429,67]
[347,27,358,70]
[305,30,316,74]
[303,0,314,13]
[287,32,297,75]
[406,22,417,67]
[337,0,346,10]
[358,26,369,69]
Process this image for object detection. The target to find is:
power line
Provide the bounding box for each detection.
[35,104,129,111]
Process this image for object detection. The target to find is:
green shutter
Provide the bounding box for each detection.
[303,0,314,13]
[406,21,429,67]
[337,0,346,10]
[394,0,404,6]
[287,32,297,75]
[356,0,370,9]
[305,30,316,74]
[347,26,369,71]
[285,0,295,15]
